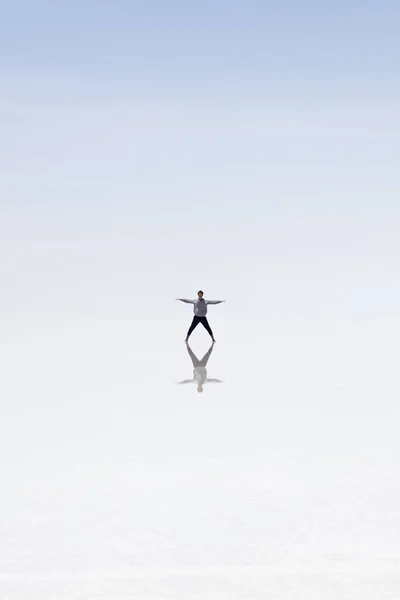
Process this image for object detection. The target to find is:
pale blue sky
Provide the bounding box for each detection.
[1,0,399,224]
[0,0,399,322]
[1,0,399,79]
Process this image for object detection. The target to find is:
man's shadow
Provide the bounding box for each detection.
[177,342,224,393]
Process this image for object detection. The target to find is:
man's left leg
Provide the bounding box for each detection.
[200,317,215,342]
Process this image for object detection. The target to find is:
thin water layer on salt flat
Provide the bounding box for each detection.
[0,315,399,599]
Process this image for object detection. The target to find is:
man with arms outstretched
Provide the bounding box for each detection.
[176,290,226,342]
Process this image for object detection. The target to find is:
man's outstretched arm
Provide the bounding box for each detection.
[176,298,195,303]
[205,299,226,305]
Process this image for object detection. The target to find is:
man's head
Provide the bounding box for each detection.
[197,290,204,299]
[197,384,204,393]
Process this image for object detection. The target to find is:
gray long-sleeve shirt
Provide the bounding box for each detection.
[179,298,223,317]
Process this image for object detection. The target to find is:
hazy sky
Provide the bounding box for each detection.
[1,0,399,328]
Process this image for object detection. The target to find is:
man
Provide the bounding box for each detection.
[177,341,224,393]
[176,290,226,342]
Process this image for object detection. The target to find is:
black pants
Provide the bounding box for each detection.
[187,316,214,339]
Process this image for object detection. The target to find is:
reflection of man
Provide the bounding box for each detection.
[176,290,226,342]
[177,342,224,393]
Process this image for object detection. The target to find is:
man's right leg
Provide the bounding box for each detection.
[186,316,200,341]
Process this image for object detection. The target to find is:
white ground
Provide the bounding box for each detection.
[1,310,399,599]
